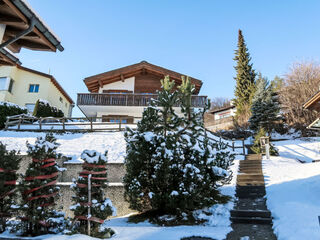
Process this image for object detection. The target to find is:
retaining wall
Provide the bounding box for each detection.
[17,156,133,217]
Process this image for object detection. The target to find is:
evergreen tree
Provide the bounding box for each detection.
[0,143,21,232]
[19,133,64,236]
[124,76,235,223]
[249,74,281,134]
[70,150,116,238]
[233,29,256,121]
[251,127,279,156]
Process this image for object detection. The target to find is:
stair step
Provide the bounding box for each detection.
[230,210,271,218]
[236,193,266,199]
[230,216,272,224]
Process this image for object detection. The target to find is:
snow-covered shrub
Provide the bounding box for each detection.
[33,99,64,118]
[70,150,115,238]
[0,143,21,233]
[124,76,235,223]
[0,101,27,128]
[18,132,65,236]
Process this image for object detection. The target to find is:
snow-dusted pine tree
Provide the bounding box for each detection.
[19,133,65,236]
[70,150,116,238]
[124,76,235,223]
[0,143,21,232]
[249,73,281,134]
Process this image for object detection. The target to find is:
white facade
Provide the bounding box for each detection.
[213,107,236,120]
[98,77,135,93]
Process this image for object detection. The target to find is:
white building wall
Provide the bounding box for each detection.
[98,77,135,93]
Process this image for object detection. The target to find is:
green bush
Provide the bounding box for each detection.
[251,128,279,156]
[0,102,27,129]
[33,99,64,118]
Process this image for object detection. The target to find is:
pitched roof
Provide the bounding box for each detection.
[83,61,203,94]
[209,105,235,114]
[0,0,63,53]
[303,90,320,112]
[0,47,21,65]
[16,65,74,104]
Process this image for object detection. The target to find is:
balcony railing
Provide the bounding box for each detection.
[77,93,208,108]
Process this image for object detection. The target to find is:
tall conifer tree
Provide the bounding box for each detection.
[233,29,256,121]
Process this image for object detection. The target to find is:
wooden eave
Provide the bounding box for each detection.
[16,65,74,104]
[0,47,21,65]
[83,61,203,94]
[0,0,63,53]
[303,90,320,112]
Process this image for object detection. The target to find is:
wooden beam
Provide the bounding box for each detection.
[14,39,51,50]
[98,80,103,87]
[3,0,28,23]
[0,15,26,25]
[120,74,124,82]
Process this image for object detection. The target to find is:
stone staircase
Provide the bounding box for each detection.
[226,154,277,240]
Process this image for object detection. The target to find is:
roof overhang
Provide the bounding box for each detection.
[303,90,320,112]
[83,61,203,94]
[306,117,320,130]
[0,0,63,53]
[0,47,21,65]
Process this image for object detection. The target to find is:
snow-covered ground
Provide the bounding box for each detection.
[273,137,320,163]
[0,131,126,163]
[99,159,239,240]
[263,137,320,240]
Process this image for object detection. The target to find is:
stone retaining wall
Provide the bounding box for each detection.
[17,156,133,217]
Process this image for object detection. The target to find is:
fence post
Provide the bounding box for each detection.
[62,118,65,131]
[5,117,9,130]
[90,117,93,131]
[232,138,235,152]
[39,118,42,130]
[242,138,245,155]
[119,117,122,131]
[17,116,22,130]
[88,174,91,236]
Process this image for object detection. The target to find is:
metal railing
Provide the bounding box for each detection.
[77,93,208,108]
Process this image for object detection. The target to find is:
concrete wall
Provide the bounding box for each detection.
[18,156,133,217]
[0,66,72,116]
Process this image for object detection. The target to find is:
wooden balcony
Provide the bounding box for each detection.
[77,93,207,108]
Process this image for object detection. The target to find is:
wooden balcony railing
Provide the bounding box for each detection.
[77,93,208,108]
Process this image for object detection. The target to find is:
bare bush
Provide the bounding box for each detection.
[210,97,231,111]
[279,61,320,127]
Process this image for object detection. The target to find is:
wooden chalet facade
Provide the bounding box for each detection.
[303,90,320,130]
[77,61,207,123]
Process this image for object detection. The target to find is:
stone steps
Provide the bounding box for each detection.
[230,216,273,224]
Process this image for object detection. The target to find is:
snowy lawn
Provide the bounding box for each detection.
[263,138,320,240]
[98,159,239,240]
[273,137,320,163]
[0,131,126,163]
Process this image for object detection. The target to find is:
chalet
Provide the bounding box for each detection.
[303,90,320,130]
[0,0,63,66]
[204,104,236,131]
[77,61,207,123]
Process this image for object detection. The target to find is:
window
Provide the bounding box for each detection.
[0,77,7,90]
[25,104,35,113]
[29,84,39,93]
[8,79,14,93]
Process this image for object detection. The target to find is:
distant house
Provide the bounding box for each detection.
[77,61,207,123]
[303,90,320,130]
[0,65,74,117]
[0,0,63,66]
[204,104,236,131]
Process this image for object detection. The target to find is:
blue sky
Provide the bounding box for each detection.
[19,0,320,116]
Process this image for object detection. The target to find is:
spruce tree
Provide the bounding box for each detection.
[124,76,235,223]
[249,74,281,134]
[19,133,64,236]
[70,150,116,238]
[233,29,256,122]
[0,143,21,232]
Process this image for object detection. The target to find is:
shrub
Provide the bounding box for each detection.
[0,102,27,129]
[33,99,64,118]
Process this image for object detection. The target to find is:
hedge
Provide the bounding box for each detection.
[33,99,64,118]
[0,102,28,129]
